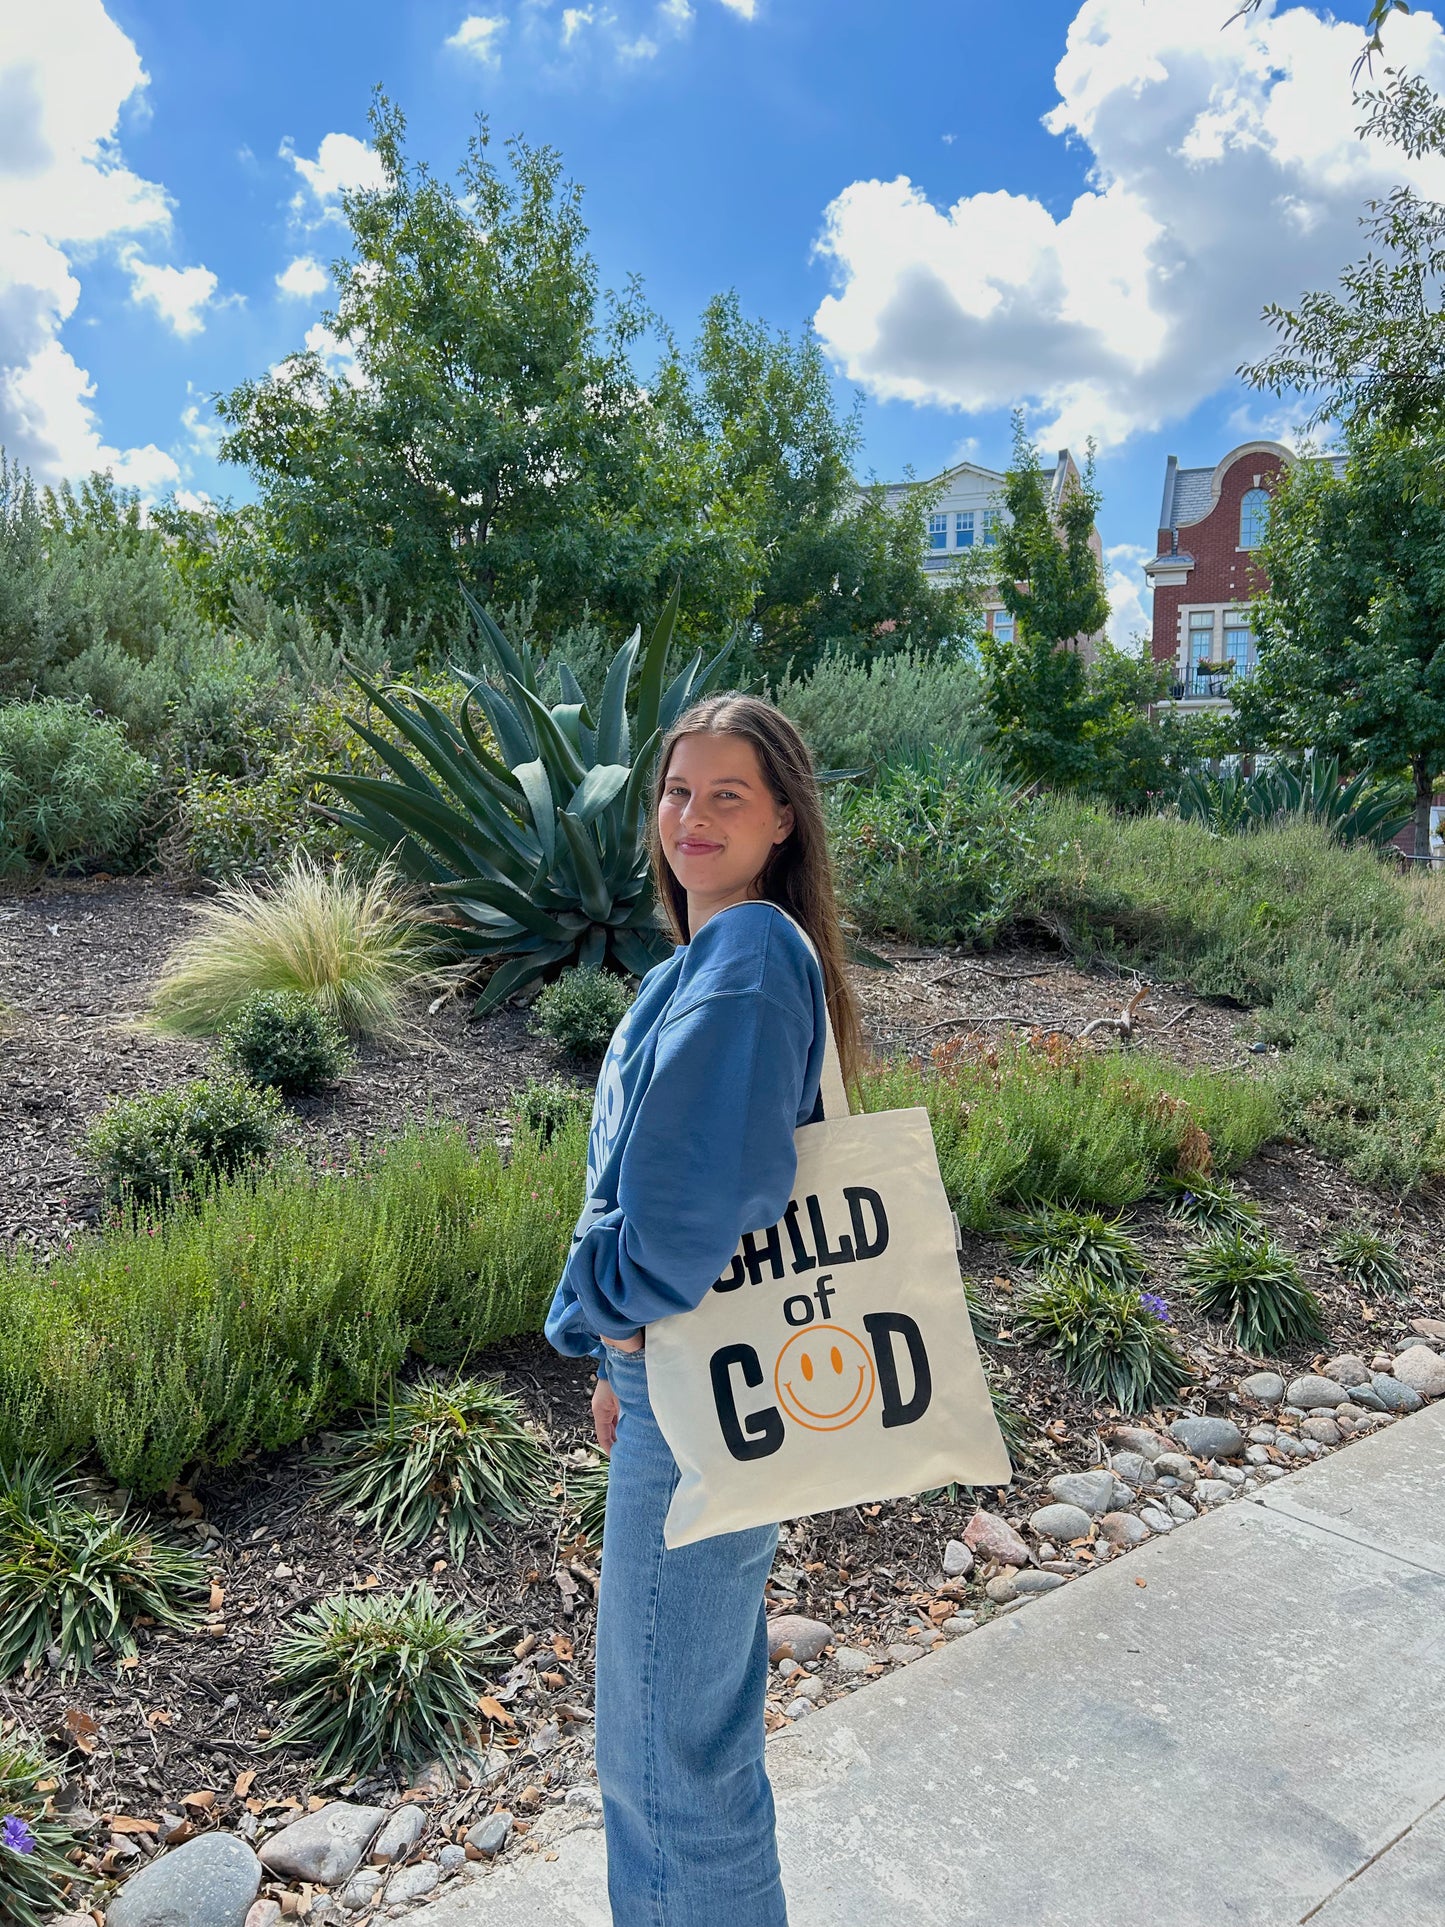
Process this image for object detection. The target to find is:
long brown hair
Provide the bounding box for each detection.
[647,691,865,1096]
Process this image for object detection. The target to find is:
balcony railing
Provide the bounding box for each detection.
[1169,667,1254,702]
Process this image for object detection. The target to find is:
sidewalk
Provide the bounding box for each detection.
[426,1405,1445,1927]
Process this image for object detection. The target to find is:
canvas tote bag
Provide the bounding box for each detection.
[643,911,1013,1548]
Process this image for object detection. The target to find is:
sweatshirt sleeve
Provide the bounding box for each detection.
[557,909,821,1340]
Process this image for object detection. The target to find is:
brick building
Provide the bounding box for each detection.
[1144,439,1290,707]
[1145,438,1444,861]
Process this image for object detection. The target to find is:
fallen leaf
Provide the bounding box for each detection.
[539,1670,565,1690]
[146,1709,172,1730]
[233,1769,257,1799]
[551,1635,574,1662]
[62,1710,99,1756]
[477,1697,516,1727]
[103,1815,158,1837]
[181,1790,216,1811]
[306,1795,327,1813]
[209,1583,225,1612]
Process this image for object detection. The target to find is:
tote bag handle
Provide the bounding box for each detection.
[770,905,849,1122]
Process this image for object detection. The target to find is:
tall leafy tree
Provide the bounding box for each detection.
[981,418,1111,786]
[1236,420,1445,858]
[217,96,696,636]
[216,98,976,669]
[683,294,980,680]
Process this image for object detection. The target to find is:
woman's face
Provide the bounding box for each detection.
[659,732,795,911]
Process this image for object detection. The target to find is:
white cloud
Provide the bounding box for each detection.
[275,254,330,300]
[814,0,1445,448]
[281,131,388,217]
[714,0,756,16]
[561,8,594,44]
[0,2,189,487]
[446,13,508,65]
[180,396,222,458]
[122,250,218,336]
[1103,542,1152,651]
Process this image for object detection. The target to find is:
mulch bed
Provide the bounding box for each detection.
[2,876,1444,1911]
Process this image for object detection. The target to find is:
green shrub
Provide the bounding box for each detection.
[1183,1231,1327,1354]
[1157,1172,1262,1234]
[0,699,154,875]
[270,1582,506,1776]
[861,1042,1276,1230]
[1003,1203,1146,1287]
[218,989,352,1096]
[530,966,634,1062]
[150,854,438,1039]
[0,1118,587,1495]
[1011,1271,1193,1413]
[769,647,986,777]
[1329,1224,1411,1300]
[0,1737,77,1927]
[0,1463,206,1678]
[326,1376,550,1561]
[830,750,1035,947]
[514,1078,592,1144]
[1026,801,1445,1187]
[82,1075,284,1209]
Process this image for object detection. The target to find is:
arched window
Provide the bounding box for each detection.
[1239,487,1269,549]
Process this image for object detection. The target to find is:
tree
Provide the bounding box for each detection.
[1235,420,1445,858]
[216,97,978,671]
[682,294,981,681]
[980,418,1111,786]
[1241,67,1445,433]
[218,96,696,638]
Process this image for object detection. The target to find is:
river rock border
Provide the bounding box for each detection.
[764,1331,1445,1724]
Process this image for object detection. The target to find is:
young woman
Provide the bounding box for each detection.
[544,691,864,1927]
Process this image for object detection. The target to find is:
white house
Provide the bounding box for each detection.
[875,451,1106,663]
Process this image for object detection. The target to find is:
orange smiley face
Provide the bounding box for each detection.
[774,1326,876,1432]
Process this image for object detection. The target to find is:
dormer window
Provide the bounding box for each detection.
[1240,488,1269,549]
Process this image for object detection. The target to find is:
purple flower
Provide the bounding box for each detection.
[1,1813,36,1855]
[1140,1291,1171,1324]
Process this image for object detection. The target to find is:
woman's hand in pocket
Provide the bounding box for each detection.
[592,1375,620,1453]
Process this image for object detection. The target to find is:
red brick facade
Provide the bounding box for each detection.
[1146,440,1287,701]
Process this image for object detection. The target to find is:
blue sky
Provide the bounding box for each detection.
[5,0,1443,643]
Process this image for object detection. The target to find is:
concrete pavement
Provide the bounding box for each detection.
[425,1404,1445,1927]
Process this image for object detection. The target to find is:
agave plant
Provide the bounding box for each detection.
[318,587,732,1013]
[1177,755,1411,849]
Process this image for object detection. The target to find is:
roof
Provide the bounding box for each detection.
[1158,440,1301,532]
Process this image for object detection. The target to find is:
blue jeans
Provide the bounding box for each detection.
[595,1344,788,1927]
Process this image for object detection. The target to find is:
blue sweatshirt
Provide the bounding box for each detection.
[543,900,829,1375]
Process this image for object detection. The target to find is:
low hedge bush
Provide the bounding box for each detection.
[530,967,634,1063]
[218,989,352,1096]
[0,699,154,876]
[0,1117,587,1495]
[831,751,1036,948]
[83,1075,284,1209]
[861,1039,1276,1230]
